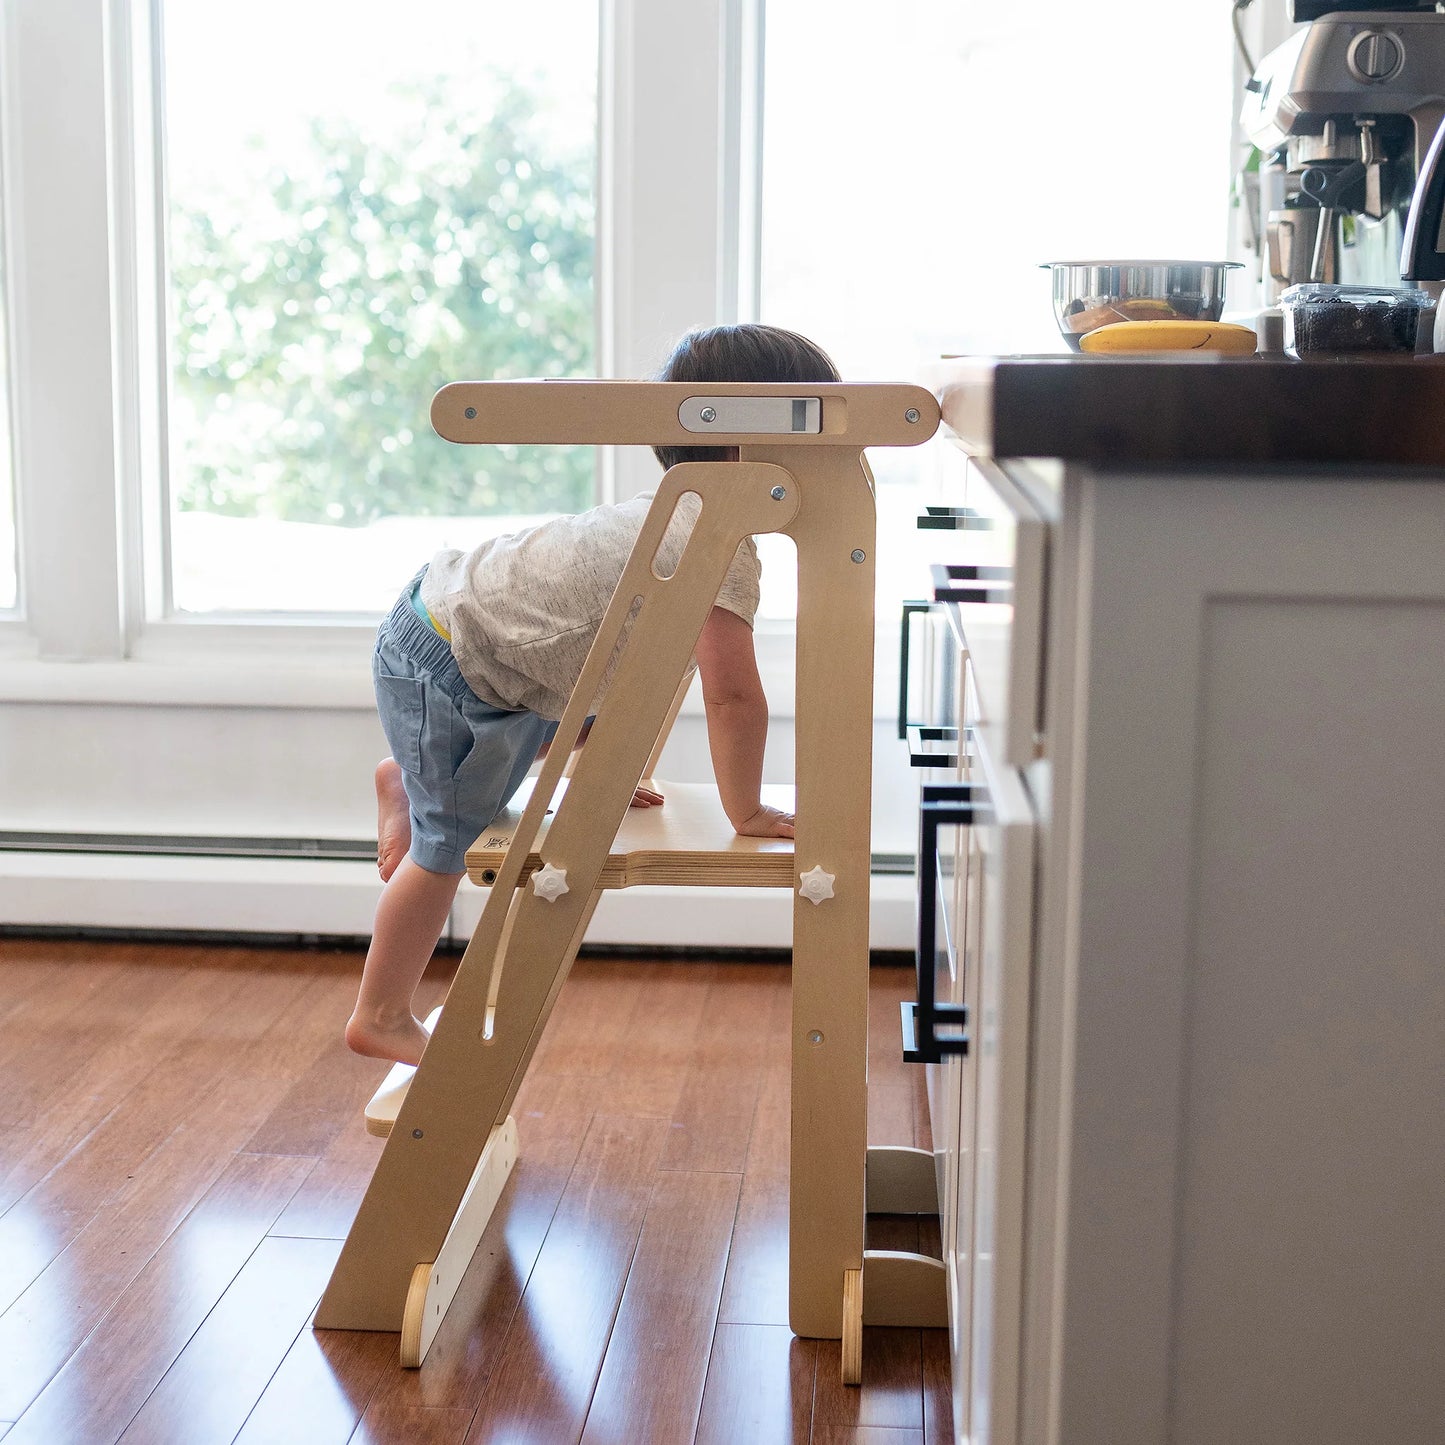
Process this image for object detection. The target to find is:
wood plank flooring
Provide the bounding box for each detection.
[0,938,950,1444]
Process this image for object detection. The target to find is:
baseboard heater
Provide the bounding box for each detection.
[0,835,919,949]
[0,831,377,861]
[0,831,915,872]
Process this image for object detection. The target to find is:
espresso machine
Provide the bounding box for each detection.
[1401,60,1445,344]
[1241,1,1445,303]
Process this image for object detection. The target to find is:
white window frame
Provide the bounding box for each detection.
[0,0,778,711]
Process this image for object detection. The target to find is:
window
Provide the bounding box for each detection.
[0,199,13,614]
[157,0,598,616]
[0,436,13,612]
[1,0,745,681]
[757,0,1235,616]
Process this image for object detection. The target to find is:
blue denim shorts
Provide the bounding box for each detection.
[373,572,554,875]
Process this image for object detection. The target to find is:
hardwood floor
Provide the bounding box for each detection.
[0,938,950,1445]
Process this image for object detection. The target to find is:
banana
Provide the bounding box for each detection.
[1079,320,1258,354]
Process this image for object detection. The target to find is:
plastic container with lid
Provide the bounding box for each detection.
[1279,283,1435,358]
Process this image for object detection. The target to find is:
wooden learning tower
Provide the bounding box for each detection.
[314,377,943,1383]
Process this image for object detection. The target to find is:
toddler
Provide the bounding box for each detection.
[346,323,841,1066]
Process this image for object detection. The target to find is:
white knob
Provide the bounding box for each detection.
[531,863,571,902]
[798,865,836,905]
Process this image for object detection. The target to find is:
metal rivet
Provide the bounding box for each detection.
[808,1030,824,1045]
[464,406,477,419]
[770,485,787,501]
[412,1128,424,1139]
[850,549,866,563]
[905,408,920,423]
[699,406,717,423]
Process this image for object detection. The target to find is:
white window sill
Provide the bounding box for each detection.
[0,618,380,708]
[0,655,380,709]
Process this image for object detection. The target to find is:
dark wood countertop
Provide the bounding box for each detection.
[931,354,1445,467]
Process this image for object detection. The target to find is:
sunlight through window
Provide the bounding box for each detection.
[158,0,598,615]
[757,0,1235,619]
[0,196,14,613]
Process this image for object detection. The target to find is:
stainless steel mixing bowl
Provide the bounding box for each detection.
[1043,260,1242,350]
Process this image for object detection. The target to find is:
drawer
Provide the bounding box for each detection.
[930,454,1047,769]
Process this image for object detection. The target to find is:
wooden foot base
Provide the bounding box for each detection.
[834,1249,949,1392]
[398,1114,520,1368]
[861,1250,947,1328]
[865,1145,940,1215]
[841,1267,864,1386]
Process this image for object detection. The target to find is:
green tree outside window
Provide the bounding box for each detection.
[168,72,595,530]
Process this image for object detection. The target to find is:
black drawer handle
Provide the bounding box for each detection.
[942,563,1013,582]
[932,563,1012,606]
[906,724,959,769]
[917,505,995,531]
[903,782,988,1064]
[898,599,932,741]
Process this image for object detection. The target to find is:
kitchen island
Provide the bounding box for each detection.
[915,355,1445,1445]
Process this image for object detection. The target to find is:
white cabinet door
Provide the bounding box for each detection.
[1044,470,1445,1444]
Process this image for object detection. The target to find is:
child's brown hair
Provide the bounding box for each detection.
[653,323,841,471]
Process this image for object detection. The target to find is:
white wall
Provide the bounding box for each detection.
[0,673,924,847]
[0,699,922,946]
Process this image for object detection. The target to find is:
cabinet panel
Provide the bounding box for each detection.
[1169,596,1445,1445]
[1051,472,1445,1444]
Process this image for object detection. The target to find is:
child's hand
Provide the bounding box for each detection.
[630,785,665,809]
[734,804,794,839]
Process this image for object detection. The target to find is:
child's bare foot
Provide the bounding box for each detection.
[345,1006,430,1068]
[375,758,411,882]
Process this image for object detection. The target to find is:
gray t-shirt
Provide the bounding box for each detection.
[420,491,761,720]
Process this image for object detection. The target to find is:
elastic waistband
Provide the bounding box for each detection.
[381,574,459,680]
[409,580,452,642]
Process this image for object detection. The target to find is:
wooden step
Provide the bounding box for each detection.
[464,778,795,890]
[364,1006,442,1137]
